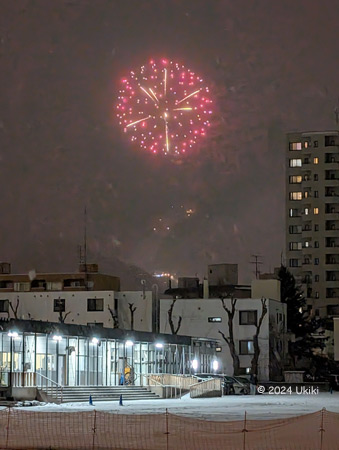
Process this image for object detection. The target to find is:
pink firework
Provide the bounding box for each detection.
[116,59,212,155]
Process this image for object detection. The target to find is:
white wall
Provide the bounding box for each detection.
[115,291,152,332]
[159,297,286,380]
[0,290,153,332]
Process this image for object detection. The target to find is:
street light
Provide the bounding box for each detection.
[155,342,164,349]
[91,337,99,345]
[8,331,18,338]
[125,340,134,347]
[53,335,62,342]
[191,359,199,371]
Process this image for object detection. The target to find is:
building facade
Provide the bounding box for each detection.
[160,280,287,381]
[286,131,339,317]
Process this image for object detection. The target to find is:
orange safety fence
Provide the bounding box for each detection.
[0,408,338,449]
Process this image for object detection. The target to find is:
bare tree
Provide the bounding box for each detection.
[251,298,268,376]
[108,305,119,329]
[218,296,240,375]
[8,297,20,319]
[168,299,182,335]
[58,311,71,324]
[128,303,137,331]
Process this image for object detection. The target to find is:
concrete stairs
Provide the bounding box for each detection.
[39,385,160,403]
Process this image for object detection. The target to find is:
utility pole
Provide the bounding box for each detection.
[250,254,263,279]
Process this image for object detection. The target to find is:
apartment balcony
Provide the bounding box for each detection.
[325,281,339,289]
[325,245,339,252]
[325,195,339,203]
[325,212,339,220]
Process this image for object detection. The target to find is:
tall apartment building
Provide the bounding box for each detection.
[286,130,339,317]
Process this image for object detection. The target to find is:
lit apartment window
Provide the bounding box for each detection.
[289,242,302,250]
[304,208,309,215]
[314,208,319,215]
[239,340,254,355]
[54,298,65,312]
[208,317,222,323]
[289,159,302,167]
[289,175,302,184]
[289,259,299,267]
[87,298,104,311]
[314,157,319,164]
[239,311,257,325]
[304,191,308,198]
[290,192,302,200]
[304,141,309,149]
[289,142,302,151]
[0,300,9,313]
[305,241,309,248]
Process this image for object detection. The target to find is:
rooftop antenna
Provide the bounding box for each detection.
[250,254,263,279]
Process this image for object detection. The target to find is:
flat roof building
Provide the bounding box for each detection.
[286,131,339,317]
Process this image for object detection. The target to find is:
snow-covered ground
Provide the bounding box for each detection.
[9,392,339,421]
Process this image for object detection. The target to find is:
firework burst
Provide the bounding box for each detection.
[116,59,212,155]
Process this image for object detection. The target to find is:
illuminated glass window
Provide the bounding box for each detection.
[289,142,302,151]
[290,192,302,200]
[289,175,302,184]
[314,208,319,215]
[304,208,309,215]
[289,242,302,250]
[314,157,319,164]
[289,159,302,167]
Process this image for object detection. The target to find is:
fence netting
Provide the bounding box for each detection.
[0,408,337,449]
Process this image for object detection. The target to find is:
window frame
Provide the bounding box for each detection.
[239,340,254,355]
[53,298,65,312]
[87,298,104,312]
[239,310,257,326]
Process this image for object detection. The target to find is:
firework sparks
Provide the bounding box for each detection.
[116,59,212,155]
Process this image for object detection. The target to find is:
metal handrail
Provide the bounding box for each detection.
[189,378,222,398]
[36,373,63,402]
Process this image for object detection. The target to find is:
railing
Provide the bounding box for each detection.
[11,371,36,387]
[36,373,63,402]
[189,378,222,398]
[141,374,198,398]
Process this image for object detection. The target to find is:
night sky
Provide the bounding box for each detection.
[1,0,339,284]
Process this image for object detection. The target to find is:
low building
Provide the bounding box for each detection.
[160,280,287,381]
[0,319,218,401]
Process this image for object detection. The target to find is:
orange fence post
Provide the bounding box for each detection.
[319,408,325,450]
[165,408,169,450]
[242,410,247,450]
[92,409,97,450]
[5,407,10,450]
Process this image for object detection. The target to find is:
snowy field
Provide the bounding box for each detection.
[8,392,339,421]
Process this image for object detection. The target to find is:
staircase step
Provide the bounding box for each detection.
[39,385,160,403]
